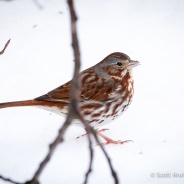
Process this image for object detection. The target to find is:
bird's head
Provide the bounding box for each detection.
[94,52,140,80]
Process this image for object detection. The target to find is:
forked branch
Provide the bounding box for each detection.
[0,175,23,184]
[24,0,93,183]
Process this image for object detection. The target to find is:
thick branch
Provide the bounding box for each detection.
[67,0,81,100]
[67,1,94,183]
[67,1,119,183]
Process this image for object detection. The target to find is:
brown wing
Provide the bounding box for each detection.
[35,76,115,103]
[80,78,115,102]
[35,81,71,103]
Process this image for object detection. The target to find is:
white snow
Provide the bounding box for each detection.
[0,0,184,184]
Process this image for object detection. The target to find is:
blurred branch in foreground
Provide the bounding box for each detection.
[24,0,94,183]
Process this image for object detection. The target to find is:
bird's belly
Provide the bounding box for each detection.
[36,105,68,116]
[36,97,131,128]
[79,98,132,128]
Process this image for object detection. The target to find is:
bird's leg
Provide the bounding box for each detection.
[97,131,133,145]
[76,128,109,139]
[77,128,132,145]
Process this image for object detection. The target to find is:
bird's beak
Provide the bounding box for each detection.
[127,60,140,69]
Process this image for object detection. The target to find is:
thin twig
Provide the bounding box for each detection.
[77,111,94,184]
[0,39,11,55]
[0,175,23,184]
[78,117,94,184]
[83,134,94,184]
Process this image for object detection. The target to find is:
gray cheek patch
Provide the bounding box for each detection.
[94,64,111,80]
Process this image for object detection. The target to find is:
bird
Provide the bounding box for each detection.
[0,52,139,144]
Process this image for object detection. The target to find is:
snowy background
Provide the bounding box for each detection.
[0,0,184,184]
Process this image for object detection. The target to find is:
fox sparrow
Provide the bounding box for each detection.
[0,52,139,144]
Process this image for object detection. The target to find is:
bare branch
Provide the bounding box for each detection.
[83,135,94,184]
[0,175,23,184]
[0,39,11,55]
[24,0,92,183]
[78,118,94,184]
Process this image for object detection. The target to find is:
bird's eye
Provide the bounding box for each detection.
[116,62,122,66]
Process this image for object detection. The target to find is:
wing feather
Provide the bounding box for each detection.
[35,73,115,103]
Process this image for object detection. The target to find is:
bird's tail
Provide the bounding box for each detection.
[0,99,61,109]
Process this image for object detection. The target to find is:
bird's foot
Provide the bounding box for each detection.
[76,128,109,139]
[97,131,133,145]
[96,128,110,133]
[100,139,133,146]
[76,128,133,146]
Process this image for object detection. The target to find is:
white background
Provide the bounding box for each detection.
[0,0,184,184]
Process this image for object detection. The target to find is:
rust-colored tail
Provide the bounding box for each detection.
[0,100,42,109]
[0,99,63,109]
